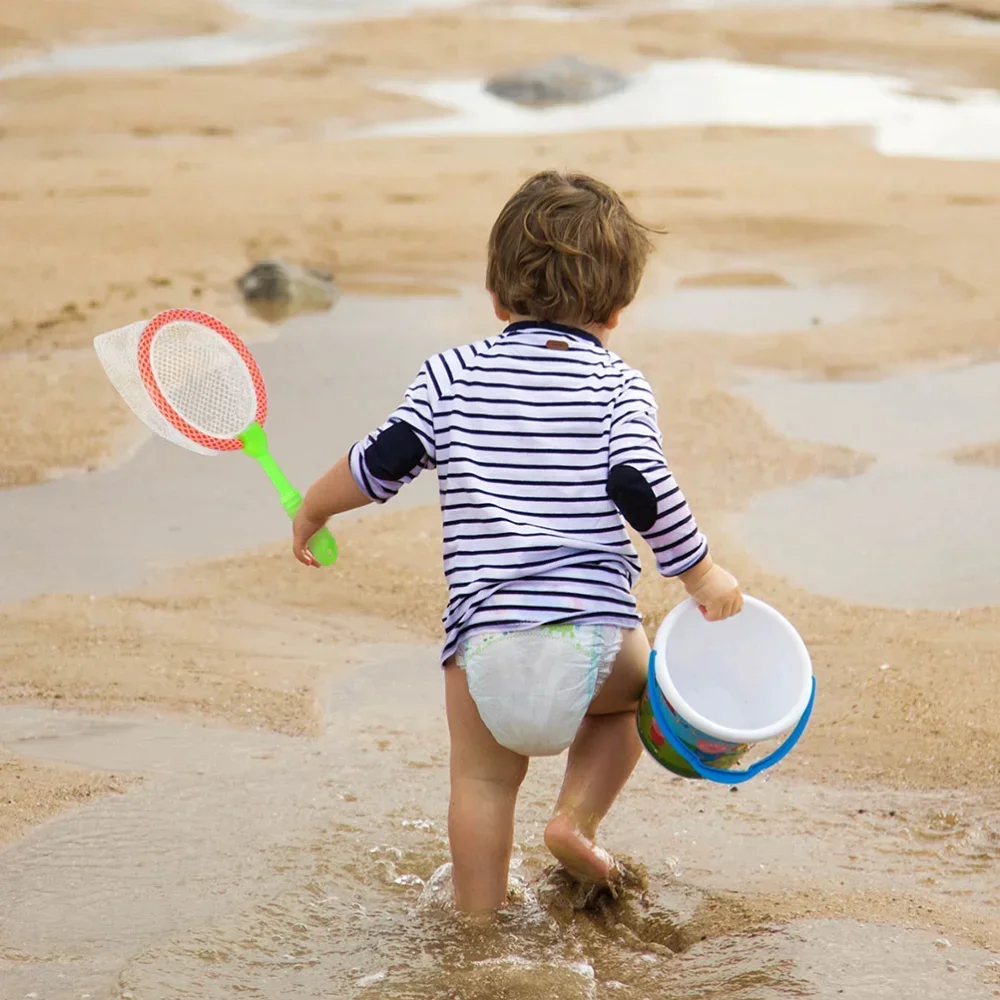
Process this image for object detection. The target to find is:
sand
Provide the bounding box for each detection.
[1,1,999,990]
[2,3,1000,486]
[958,442,1000,468]
[0,0,235,54]
[2,0,998,776]
[0,751,131,844]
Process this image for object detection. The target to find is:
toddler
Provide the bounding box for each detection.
[292,171,743,914]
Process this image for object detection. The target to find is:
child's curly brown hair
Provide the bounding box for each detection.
[486,171,661,328]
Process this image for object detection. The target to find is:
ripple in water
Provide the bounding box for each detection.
[909,810,1000,875]
[118,821,802,999]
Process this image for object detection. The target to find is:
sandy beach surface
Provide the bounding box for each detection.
[1,0,999,997]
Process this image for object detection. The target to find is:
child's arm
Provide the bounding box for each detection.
[291,361,439,568]
[609,373,742,621]
[292,455,372,567]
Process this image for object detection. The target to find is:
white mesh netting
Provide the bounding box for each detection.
[94,320,216,456]
[147,319,258,440]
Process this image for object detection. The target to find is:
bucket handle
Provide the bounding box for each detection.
[647,652,816,786]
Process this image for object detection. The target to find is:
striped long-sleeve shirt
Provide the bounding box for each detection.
[348,320,709,662]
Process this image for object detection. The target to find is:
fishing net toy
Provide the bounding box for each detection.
[94,308,338,565]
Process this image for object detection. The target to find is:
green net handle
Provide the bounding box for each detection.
[239,423,338,567]
[282,493,339,566]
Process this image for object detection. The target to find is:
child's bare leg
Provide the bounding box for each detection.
[445,662,529,913]
[544,626,649,882]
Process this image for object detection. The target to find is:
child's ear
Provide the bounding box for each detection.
[490,291,511,322]
[605,307,623,331]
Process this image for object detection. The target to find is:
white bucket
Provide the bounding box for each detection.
[639,596,815,784]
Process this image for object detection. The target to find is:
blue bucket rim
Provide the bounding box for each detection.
[652,595,813,745]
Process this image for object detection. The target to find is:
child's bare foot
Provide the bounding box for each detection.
[544,813,615,885]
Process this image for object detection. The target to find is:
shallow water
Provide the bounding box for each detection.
[629,280,867,336]
[485,0,925,17]
[734,362,1000,610]
[0,291,485,605]
[735,362,1000,460]
[0,271,859,607]
[0,2,981,82]
[945,11,1000,35]
[2,646,998,999]
[0,25,307,80]
[365,58,1000,162]
[223,0,481,21]
[0,1,484,80]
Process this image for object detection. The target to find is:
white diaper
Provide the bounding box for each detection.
[456,623,623,757]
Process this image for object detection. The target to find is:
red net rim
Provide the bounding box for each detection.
[137,309,268,452]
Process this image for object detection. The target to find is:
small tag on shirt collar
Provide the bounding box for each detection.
[545,339,570,350]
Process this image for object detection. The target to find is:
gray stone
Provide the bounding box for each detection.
[485,55,628,108]
[236,258,338,321]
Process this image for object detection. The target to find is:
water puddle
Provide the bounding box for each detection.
[0,3,474,84]
[364,58,1000,161]
[953,17,1000,33]
[2,649,998,999]
[629,272,868,336]
[0,2,985,83]
[736,361,1000,459]
[876,807,1000,877]
[734,362,1000,610]
[0,1,487,80]
[0,25,308,81]
[0,290,486,606]
[914,1,1000,34]
[223,0,482,21]
[485,0,921,17]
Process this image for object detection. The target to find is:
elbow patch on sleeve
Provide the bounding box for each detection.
[608,464,658,532]
[364,421,427,482]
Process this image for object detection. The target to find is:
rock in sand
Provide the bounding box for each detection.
[485,56,628,108]
[236,259,338,321]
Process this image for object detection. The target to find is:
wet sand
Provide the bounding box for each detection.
[2,0,1000,996]
[958,441,1000,468]
[4,657,1000,997]
[0,751,131,844]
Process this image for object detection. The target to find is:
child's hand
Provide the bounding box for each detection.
[290,456,373,569]
[292,508,328,569]
[683,561,743,622]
